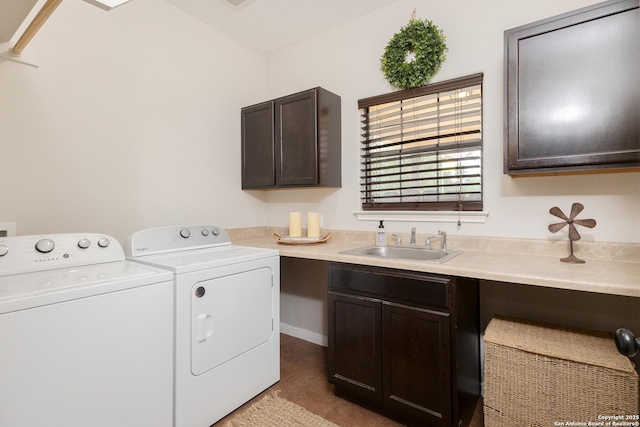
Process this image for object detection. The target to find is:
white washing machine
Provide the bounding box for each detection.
[0,233,174,427]
[125,225,280,427]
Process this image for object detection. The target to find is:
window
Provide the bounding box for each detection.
[358,73,483,211]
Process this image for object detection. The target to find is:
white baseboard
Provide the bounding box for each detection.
[280,322,327,347]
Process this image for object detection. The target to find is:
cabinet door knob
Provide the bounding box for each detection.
[615,328,640,358]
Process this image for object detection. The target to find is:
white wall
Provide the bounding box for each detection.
[2,0,638,245]
[262,0,640,244]
[0,0,268,244]
[279,257,328,346]
[2,0,637,374]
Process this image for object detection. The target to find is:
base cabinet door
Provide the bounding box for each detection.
[382,302,452,427]
[328,291,382,400]
[328,262,480,427]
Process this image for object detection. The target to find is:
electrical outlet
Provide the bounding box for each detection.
[0,223,16,237]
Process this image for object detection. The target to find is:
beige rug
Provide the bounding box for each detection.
[224,392,340,427]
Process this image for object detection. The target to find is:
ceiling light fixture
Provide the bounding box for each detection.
[219,0,257,10]
[82,0,134,11]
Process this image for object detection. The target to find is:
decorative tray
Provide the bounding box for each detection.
[272,232,332,245]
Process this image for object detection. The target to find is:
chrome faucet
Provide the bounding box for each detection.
[410,227,416,246]
[391,234,402,247]
[438,230,447,253]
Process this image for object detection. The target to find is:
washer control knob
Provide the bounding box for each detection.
[97,238,110,248]
[201,229,209,237]
[35,239,55,254]
[0,245,8,257]
[180,228,191,239]
[211,228,220,236]
[77,238,91,249]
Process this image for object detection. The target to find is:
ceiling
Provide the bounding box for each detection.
[1,0,399,51]
[163,0,401,53]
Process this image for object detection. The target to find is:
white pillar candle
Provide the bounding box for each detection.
[289,212,302,237]
[307,212,321,238]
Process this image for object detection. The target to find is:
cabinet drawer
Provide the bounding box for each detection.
[328,263,451,311]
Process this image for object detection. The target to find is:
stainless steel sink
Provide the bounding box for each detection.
[340,245,461,263]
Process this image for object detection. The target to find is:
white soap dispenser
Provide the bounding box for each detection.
[376,220,387,246]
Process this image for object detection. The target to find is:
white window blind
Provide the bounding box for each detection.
[358,73,483,211]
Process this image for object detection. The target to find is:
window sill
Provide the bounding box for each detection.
[354,210,489,224]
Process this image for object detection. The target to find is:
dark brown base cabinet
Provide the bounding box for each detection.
[328,262,480,427]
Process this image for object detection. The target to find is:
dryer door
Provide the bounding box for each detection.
[190,266,274,375]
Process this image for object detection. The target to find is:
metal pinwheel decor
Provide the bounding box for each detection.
[548,202,596,264]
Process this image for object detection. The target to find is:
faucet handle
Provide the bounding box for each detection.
[425,236,433,250]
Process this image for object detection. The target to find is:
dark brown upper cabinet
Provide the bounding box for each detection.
[504,0,640,176]
[241,87,341,189]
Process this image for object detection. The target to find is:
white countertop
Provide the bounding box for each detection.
[232,230,640,298]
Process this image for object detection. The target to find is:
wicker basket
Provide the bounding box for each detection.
[484,316,638,427]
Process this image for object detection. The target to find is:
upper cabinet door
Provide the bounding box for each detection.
[275,90,319,186]
[241,101,275,189]
[504,0,640,176]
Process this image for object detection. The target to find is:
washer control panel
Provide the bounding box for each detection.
[0,233,124,276]
[125,225,231,258]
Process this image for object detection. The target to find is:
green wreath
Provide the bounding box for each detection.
[380,19,448,90]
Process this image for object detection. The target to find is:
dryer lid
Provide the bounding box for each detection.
[129,245,278,274]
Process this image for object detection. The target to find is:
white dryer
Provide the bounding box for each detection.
[0,233,174,427]
[125,225,280,427]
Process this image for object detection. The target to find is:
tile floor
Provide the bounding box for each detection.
[213,334,484,427]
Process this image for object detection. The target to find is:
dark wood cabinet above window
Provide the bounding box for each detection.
[504,0,640,176]
[241,87,341,189]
